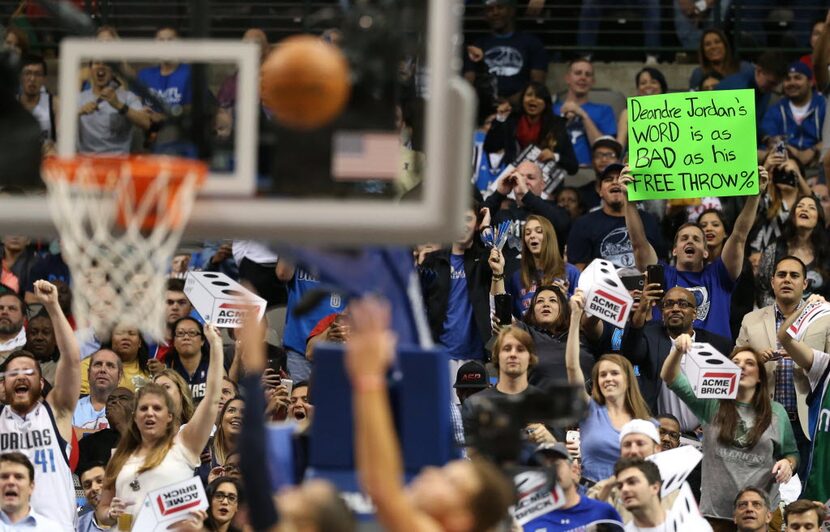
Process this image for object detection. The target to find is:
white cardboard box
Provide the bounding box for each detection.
[683,342,740,399]
[576,259,633,329]
[184,271,266,328]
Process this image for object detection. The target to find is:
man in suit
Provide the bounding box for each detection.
[621,286,733,432]
[736,255,829,477]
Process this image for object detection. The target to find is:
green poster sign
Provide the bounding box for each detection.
[626,88,758,201]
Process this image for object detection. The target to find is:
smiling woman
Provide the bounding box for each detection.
[95,323,225,525]
[211,397,245,469]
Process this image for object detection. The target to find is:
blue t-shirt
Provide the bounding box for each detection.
[656,258,736,339]
[566,209,662,269]
[283,268,345,355]
[579,399,622,482]
[524,495,623,531]
[506,264,580,318]
[137,63,193,110]
[472,129,507,193]
[552,101,617,165]
[463,32,548,98]
[438,254,484,360]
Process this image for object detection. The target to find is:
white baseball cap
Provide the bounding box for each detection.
[619,419,660,445]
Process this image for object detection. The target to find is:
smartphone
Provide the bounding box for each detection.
[280,379,294,396]
[646,264,665,293]
[267,358,283,375]
[620,274,645,292]
[773,137,788,160]
[494,294,513,326]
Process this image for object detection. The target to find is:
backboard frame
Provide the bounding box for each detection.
[57,38,260,196]
[0,0,475,246]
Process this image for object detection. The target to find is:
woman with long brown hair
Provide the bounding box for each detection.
[152,368,195,425]
[566,289,651,482]
[94,323,225,525]
[661,337,798,530]
[688,28,751,90]
[490,214,580,319]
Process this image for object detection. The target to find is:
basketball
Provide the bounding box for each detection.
[260,35,352,130]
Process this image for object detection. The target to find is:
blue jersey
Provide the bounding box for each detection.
[137,64,192,110]
[523,495,623,531]
[283,268,344,354]
[656,258,736,339]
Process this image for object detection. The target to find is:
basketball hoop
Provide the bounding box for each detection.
[42,155,207,341]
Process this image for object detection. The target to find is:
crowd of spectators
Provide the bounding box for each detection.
[4,1,830,531]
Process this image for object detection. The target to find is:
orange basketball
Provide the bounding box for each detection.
[260,35,351,130]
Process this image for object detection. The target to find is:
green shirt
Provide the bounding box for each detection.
[668,373,798,518]
[803,349,830,502]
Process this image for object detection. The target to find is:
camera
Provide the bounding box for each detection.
[464,383,586,465]
[772,167,798,187]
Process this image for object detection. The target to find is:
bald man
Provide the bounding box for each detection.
[621,286,734,432]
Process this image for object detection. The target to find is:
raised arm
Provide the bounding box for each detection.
[619,165,658,270]
[721,166,768,280]
[346,298,435,532]
[777,295,822,371]
[489,248,506,297]
[566,290,591,404]
[237,317,280,532]
[180,323,224,457]
[42,280,81,421]
[660,333,691,385]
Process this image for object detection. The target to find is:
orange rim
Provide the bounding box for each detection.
[42,155,209,188]
[42,155,208,230]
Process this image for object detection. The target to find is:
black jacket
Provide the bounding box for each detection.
[420,246,492,357]
[620,322,734,416]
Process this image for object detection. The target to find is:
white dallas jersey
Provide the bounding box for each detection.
[0,401,76,531]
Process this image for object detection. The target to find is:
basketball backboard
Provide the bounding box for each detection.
[0,0,475,246]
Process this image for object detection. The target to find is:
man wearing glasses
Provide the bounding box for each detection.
[621,286,733,434]
[0,281,81,531]
[17,55,58,148]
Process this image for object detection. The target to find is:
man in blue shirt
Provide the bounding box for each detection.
[623,164,769,339]
[521,442,623,530]
[421,208,492,369]
[0,452,61,531]
[552,58,617,166]
[462,0,548,101]
[137,27,193,141]
[718,51,787,142]
[760,62,825,168]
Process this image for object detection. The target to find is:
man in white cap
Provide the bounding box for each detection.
[587,419,667,517]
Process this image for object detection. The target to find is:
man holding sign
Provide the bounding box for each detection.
[622,163,768,339]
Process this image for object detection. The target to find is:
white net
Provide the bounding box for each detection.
[42,157,204,341]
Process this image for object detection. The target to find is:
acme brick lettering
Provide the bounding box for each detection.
[588,298,621,320]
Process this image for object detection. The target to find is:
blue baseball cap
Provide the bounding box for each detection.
[787,61,813,80]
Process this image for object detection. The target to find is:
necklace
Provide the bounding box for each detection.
[130,476,140,492]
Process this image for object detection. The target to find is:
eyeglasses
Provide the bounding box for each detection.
[213,492,238,503]
[593,151,617,160]
[659,428,680,440]
[1,368,36,379]
[174,330,201,338]
[661,299,693,310]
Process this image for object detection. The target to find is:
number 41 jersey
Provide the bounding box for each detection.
[0,401,77,531]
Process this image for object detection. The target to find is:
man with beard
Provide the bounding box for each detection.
[72,350,122,435]
[77,60,150,154]
[23,313,59,389]
[76,461,107,532]
[733,488,773,532]
[622,286,732,432]
[624,164,768,339]
[567,163,663,270]
[78,387,134,469]
[0,281,80,531]
[0,291,26,362]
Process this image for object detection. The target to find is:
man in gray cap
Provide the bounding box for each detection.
[518,442,622,529]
